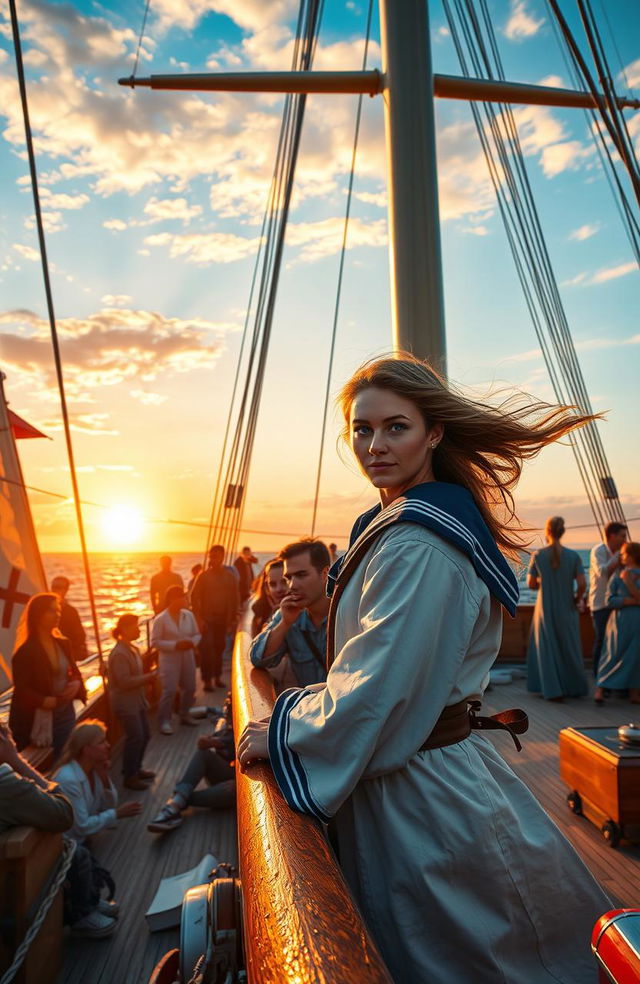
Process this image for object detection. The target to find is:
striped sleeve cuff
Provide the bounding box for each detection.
[268,688,330,824]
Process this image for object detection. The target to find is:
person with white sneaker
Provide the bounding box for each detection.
[55,720,141,931]
[148,699,235,833]
[151,585,201,736]
[0,722,114,939]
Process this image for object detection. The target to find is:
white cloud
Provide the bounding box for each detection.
[538,74,563,89]
[12,243,40,262]
[622,58,640,90]
[0,306,236,402]
[286,216,387,263]
[568,223,600,242]
[143,196,203,223]
[144,230,262,264]
[504,0,544,40]
[591,261,637,284]
[101,294,133,305]
[103,219,127,231]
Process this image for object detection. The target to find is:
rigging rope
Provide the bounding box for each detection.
[131,0,152,81]
[204,0,326,561]
[443,0,628,538]
[8,0,106,676]
[544,3,640,266]
[310,0,374,538]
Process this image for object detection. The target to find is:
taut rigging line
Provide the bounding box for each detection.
[443,0,628,538]
[8,0,106,678]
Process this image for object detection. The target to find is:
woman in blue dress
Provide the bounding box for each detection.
[527,516,588,701]
[595,541,640,704]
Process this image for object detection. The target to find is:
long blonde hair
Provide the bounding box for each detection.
[338,353,598,561]
[57,720,106,767]
[545,516,565,570]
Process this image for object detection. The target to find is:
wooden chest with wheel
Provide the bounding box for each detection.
[559,725,640,848]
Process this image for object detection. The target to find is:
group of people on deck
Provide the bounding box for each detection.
[2,352,627,981]
[526,517,640,704]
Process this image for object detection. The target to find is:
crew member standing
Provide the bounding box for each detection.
[588,522,627,678]
[51,576,88,665]
[191,545,239,691]
[149,556,184,615]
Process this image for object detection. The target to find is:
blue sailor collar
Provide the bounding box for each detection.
[327,481,519,617]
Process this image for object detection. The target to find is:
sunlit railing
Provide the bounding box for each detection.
[232,629,392,984]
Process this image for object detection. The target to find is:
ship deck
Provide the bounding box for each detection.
[55,669,640,984]
[56,672,237,984]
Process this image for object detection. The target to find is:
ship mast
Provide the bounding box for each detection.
[120,1,640,372]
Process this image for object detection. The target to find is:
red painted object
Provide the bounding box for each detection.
[593,910,640,983]
[148,948,179,984]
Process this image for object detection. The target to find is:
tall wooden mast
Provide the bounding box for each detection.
[379,0,446,370]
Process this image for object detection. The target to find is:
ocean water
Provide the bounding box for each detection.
[43,548,592,657]
[43,552,275,650]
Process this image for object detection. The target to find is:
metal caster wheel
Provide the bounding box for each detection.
[601,820,621,848]
[567,790,582,815]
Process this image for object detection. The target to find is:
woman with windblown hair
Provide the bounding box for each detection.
[238,354,609,984]
[526,515,589,701]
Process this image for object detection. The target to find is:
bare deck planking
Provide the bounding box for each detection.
[56,670,640,983]
[56,675,237,984]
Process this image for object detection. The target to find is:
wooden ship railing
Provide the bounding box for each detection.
[232,629,393,983]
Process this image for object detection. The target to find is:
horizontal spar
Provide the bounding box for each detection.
[118,70,640,111]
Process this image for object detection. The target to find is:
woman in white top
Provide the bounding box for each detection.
[55,720,141,929]
[55,720,141,842]
[238,353,610,984]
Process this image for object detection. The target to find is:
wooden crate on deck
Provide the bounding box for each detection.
[559,726,640,848]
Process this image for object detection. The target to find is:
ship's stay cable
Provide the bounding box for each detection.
[204,0,326,561]
[131,0,152,81]
[443,0,627,537]
[6,472,635,541]
[309,0,374,538]
[8,0,106,675]
[546,0,640,207]
[545,5,640,265]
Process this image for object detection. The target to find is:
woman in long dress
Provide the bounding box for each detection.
[595,541,640,704]
[526,515,588,701]
[238,354,609,984]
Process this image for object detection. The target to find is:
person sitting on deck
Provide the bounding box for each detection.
[51,575,88,665]
[151,585,200,736]
[249,539,330,686]
[147,695,235,833]
[55,721,142,933]
[0,723,114,939]
[250,558,288,636]
[149,555,184,615]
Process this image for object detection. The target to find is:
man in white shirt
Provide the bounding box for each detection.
[151,585,201,735]
[588,521,627,677]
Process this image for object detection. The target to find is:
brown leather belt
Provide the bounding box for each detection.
[420,699,528,753]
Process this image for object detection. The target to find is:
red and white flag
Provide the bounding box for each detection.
[0,375,47,692]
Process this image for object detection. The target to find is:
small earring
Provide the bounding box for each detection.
[431,442,438,449]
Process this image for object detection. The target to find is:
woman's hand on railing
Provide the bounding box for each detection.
[237,718,270,771]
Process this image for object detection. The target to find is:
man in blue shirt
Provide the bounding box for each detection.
[250,539,330,686]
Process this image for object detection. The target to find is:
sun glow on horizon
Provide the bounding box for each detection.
[100,504,145,547]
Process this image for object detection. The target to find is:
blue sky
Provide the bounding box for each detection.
[0,0,638,552]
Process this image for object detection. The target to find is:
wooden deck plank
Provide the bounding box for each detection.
[56,665,640,982]
[483,670,640,908]
[56,673,237,984]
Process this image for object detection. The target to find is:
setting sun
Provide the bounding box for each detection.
[100,504,145,547]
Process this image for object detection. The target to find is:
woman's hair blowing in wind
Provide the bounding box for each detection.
[338,353,600,561]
